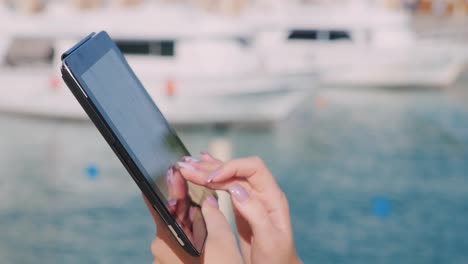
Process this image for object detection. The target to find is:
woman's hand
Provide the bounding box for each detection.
[177,153,301,264]
[144,193,243,264]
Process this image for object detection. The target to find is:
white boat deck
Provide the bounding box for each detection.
[0,3,314,125]
[0,68,311,125]
[1,1,467,125]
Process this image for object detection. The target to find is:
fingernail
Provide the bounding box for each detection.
[229,184,249,203]
[183,156,200,163]
[166,167,174,185]
[205,195,219,208]
[177,161,196,171]
[201,151,216,161]
[206,169,220,183]
[167,199,177,207]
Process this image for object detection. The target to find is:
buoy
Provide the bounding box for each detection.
[85,164,100,180]
[165,79,176,97]
[314,96,328,110]
[49,75,61,91]
[372,196,392,219]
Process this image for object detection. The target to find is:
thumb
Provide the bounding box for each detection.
[201,195,242,264]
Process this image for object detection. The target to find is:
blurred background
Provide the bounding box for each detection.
[0,0,467,263]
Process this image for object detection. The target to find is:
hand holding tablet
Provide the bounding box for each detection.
[61,31,300,262]
[148,153,302,264]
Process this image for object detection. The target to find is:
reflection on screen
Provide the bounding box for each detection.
[80,49,211,251]
[82,49,183,186]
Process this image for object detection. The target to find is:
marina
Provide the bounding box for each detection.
[0,0,467,263]
[248,3,467,88]
[1,1,467,124]
[0,3,314,125]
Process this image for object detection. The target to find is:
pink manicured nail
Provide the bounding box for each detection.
[200,151,216,161]
[167,199,177,207]
[205,195,219,208]
[166,167,174,185]
[206,169,220,183]
[229,184,249,203]
[177,161,196,171]
[183,156,200,163]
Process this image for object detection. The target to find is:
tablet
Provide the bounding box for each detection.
[61,31,214,256]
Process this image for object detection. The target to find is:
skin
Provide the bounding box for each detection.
[145,153,301,264]
[165,167,200,243]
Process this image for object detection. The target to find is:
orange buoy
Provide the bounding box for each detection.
[314,96,328,110]
[49,75,61,91]
[165,79,176,97]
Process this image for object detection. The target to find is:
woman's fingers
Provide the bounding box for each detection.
[177,164,210,185]
[178,166,245,195]
[167,167,188,201]
[205,156,291,228]
[227,183,275,240]
[166,168,190,221]
[144,195,201,264]
[202,196,233,240]
[192,160,221,174]
[207,156,281,195]
[201,195,243,264]
[178,156,279,195]
[180,155,221,177]
[178,155,292,232]
[200,151,222,163]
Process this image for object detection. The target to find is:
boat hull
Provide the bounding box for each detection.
[0,69,311,125]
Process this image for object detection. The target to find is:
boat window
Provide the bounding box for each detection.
[116,40,175,57]
[329,30,351,41]
[288,29,351,41]
[288,30,319,40]
[4,38,54,67]
[235,37,250,47]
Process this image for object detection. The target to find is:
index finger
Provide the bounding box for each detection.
[178,157,292,231]
[167,167,188,200]
[208,156,281,196]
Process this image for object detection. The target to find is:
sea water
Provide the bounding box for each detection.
[0,74,467,263]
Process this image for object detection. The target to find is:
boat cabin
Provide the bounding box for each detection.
[288,29,352,42]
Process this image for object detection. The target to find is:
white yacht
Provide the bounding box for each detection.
[250,1,467,88]
[0,3,313,125]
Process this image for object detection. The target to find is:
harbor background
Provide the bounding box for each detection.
[1,0,468,263]
[1,70,468,263]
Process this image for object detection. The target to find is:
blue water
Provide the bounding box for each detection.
[0,80,468,263]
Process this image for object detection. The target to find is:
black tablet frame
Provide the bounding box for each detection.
[61,31,204,256]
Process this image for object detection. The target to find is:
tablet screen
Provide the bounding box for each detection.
[82,49,181,187]
[80,48,209,250]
